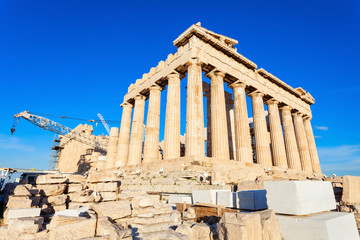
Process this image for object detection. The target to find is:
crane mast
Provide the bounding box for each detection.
[12,111,108,151]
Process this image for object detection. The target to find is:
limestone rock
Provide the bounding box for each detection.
[117,190,147,200]
[191,222,212,240]
[6,196,32,209]
[99,191,117,201]
[89,182,118,192]
[36,174,67,185]
[8,217,43,234]
[13,185,32,196]
[48,215,84,230]
[44,194,68,206]
[342,175,360,204]
[217,212,262,240]
[91,200,131,220]
[183,207,196,220]
[68,184,84,193]
[67,174,86,183]
[131,195,160,208]
[48,216,96,240]
[87,171,120,183]
[258,210,282,240]
[38,184,66,196]
[68,190,95,203]
[138,229,189,240]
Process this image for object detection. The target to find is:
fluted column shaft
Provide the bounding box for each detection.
[304,117,322,174]
[207,69,229,160]
[267,100,288,168]
[185,58,205,157]
[226,98,235,160]
[230,81,252,162]
[293,112,313,172]
[105,127,119,168]
[205,90,212,157]
[143,85,162,163]
[280,106,301,170]
[164,73,181,159]
[248,91,272,166]
[128,95,146,165]
[115,102,133,167]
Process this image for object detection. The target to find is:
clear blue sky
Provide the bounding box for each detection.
[0,0,359,176]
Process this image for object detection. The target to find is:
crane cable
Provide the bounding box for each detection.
[28,112,122,124]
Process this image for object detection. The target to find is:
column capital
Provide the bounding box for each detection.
[247,90,264,98]
[291,111,303,117]
[228,80,246,89]
[149,84,163,92]
[205,68,226,79]
[302,115,312,120]
[167,71,181,80]
[186,58,202,67]
[120,102,133,108]
[134,94,146,101]
[279,105,292,111]
[265,98,279,106]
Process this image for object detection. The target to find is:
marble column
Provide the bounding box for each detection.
[226,97,236,160]
[293,112,313,172]
[303,116,322,174]
[248,91,272,166]
[164,73,181,159]
[105,127,119,168]
[229,81,252,163]
[185,58,205,157]
[127,94,146,165]
[280,106,302,170]
[266,100,288,168]
[115,102,133,167]
[206,69,230,160]
[143,85,162,163]
[204,90,212,157]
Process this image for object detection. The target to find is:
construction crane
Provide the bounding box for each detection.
[97,113,110,135]
[11,111,108,151]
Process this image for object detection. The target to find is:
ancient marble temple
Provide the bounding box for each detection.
[102,23,321,174]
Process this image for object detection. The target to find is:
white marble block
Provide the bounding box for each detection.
[192,190,230,204]
[216,191,236,208]
[6,208,41,219]
[236,190,268,210]
[264,181,336,215]
[277,212,360,240]
[168,194,193,204]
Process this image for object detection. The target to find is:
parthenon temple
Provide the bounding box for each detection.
[57,23,321,175]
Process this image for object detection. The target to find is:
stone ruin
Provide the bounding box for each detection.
[1,23,360,240]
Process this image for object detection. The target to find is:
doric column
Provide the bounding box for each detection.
[293,112,313,172]
[204,90,212,157]
[206,69,230,160]
[266,100,288,168]
[226,96,235,160]
[280,106,301,170]
[127,94,146,165]
[185,58,205,157]
[229,81,252,163]
[164,73,181,159]
[143,85,162,163]
[303,116,322,174]
[105,127,119,168]
[115,102,133,167]
[248,91,272,166]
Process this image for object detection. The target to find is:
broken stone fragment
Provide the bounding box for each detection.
[88,182,118,192]
[13,184,32,196]
[67,174,86,183]
[68,190,95,203]
[8,217,43,234]
[43,194,68,206]
[98,191,117,202]
[37,184,66,196]
[131,195,160,208]
[91,200,131,220]
[257,210,282,240]
[36,174,68,185]
[87,171,120,183]
[67,183,84,193]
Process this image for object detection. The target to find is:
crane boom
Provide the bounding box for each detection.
[12,111,107,151]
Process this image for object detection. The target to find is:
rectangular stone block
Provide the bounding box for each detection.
[89,182,118,192]
[6,208,41,220]
[236,190,268,210]
[264,181,336,215]
[216,191,236,208]
[342,175,360,204]
[168,194,193,205]
[276,212,360,240]
[192,190,230,205]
